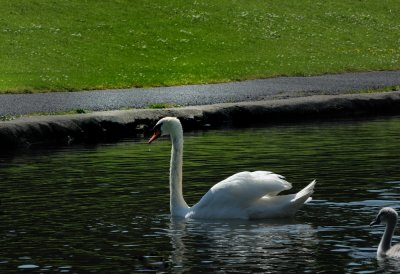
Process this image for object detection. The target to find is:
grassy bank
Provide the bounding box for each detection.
[1,0,399,93]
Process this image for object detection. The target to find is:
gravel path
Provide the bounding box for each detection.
[1,70,399,116]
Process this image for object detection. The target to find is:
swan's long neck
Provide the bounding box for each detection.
[379,218,397,255]
[169,126,189,216]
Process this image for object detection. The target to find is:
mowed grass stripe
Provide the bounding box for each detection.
[0,0,399,93]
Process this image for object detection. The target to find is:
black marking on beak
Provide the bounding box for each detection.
[148,122,162,144]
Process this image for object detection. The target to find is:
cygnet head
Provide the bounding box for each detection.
[370,207,398,226]
[148,117,182,144]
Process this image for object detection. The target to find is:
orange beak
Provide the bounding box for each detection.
[148,129,161,144]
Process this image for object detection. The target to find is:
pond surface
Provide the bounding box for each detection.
[1,116,400,273]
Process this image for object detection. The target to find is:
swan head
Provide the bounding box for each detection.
[148,117,182,143]
[370,207,398,226]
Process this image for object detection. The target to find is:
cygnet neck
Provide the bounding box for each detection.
[379,217,397,255]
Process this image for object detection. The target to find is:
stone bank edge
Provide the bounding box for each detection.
[0,91,399,149]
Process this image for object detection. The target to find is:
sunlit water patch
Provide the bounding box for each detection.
[0,116,400,273]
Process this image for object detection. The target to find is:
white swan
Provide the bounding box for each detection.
[370,207,400,258]
[148,117,316,219]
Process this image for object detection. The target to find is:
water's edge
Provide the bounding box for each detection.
[0,91,400,149]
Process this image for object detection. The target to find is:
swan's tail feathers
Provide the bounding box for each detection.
[291,180,316,204]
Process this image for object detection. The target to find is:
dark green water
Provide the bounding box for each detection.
[1,116,400,273]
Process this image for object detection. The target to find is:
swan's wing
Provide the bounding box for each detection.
[248,180,316,219]
[195,171,292,209]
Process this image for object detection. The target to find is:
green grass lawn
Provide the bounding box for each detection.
[1,0,399,93]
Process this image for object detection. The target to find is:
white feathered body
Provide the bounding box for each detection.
[184,171,316,219]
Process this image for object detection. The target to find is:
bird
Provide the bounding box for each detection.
[370,207,400,258]
[148,117,316,219]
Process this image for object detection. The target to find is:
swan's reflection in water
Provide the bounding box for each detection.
[168,217,318,272]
